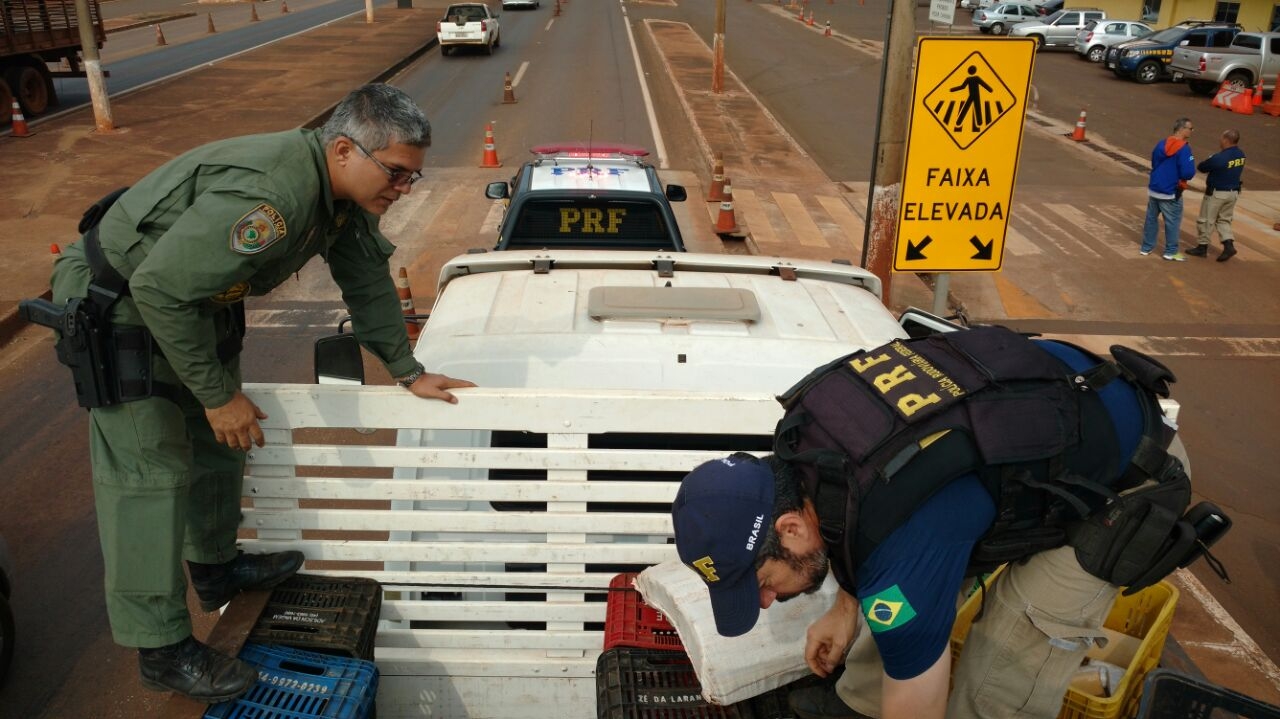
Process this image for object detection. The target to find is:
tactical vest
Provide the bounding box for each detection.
[773,325,1182,592]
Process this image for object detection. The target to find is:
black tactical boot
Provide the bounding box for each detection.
[1184,245,1209,257]
[1217,241,1237,262]
[188,551,305,612]
[138,636,257,703]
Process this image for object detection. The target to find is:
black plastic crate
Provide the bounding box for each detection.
[249,574,382,661]
[596,647,795,719]
[1137,669,1280,719]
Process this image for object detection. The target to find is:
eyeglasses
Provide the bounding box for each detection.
[348,137,423,187]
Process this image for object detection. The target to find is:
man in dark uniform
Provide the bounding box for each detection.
[672,333,1194,719]
[1187,128,1246,262]
[48,84,474,703]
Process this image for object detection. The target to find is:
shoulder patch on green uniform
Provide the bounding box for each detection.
[231,203,287,254]
[861,585,917,633]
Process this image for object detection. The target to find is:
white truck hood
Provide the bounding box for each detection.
[414,250,906,394]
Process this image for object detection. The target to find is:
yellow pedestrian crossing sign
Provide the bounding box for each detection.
[894,38,1036,272]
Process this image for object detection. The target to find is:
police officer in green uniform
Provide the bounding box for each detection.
[48,84,474,703]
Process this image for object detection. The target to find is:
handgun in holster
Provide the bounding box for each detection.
[19,296,128,408]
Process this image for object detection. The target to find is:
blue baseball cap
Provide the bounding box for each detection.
[672,456,775,637]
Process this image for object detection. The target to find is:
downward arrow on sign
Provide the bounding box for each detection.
[969,236,994,260]
[906,236,933,261]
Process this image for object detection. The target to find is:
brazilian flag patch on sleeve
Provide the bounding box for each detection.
[861,584,917,633]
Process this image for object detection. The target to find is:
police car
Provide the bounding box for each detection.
[484,143,688,252]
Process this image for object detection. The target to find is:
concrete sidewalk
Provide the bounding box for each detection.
[0,1,447,346]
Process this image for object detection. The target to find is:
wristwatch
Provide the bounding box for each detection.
[397,362,426,388]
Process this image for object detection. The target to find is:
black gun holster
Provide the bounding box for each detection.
[19,186,170,409]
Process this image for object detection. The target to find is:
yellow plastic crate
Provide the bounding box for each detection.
[949,567,1179,719]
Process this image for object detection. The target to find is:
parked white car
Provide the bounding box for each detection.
[973,2,1040,36]
[437,3,500,56]
[1074,19,1152,63]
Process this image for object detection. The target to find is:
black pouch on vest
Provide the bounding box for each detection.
[1071,456,1194,594]
[111,325,154,403]
[1110,344,1176,398]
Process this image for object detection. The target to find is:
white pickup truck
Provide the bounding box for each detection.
[1170,31,1280,96]
[437,2,501,57]
[236,250,929,717]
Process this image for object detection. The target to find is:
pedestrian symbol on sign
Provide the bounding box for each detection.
[924,52,1017,150]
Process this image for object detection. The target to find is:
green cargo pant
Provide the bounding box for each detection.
[52,242,246,649]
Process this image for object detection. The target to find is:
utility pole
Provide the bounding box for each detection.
[861,0,916,304]
[365,0,375,23]
[712,0,726,94]
[74,0,114,133]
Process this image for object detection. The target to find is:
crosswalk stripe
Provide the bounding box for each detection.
[1003,223,1042,256]
[773,192,829,248]
[1042,203,1129,259]
[815,195,865,256]
[731,188,778,247]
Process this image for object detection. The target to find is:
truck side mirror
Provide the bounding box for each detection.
[666,184,687,202]
[485,181,510,200]
[314,333,365,385]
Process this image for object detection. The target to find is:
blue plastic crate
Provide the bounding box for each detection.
[204,643,378,719]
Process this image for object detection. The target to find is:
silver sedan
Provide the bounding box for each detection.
[1074,19,1153,63]
[972,2,1040,35]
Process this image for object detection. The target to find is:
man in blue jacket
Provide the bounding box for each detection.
[1140,117,1196,261]
[1187,129,1245,262]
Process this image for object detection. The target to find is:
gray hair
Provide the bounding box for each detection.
[754,454,810,568]
[320,84,431,151]
[1172,117,1193,133]
[1223,129,1240,145]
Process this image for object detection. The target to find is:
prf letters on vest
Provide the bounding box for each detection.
[849,342,966,418]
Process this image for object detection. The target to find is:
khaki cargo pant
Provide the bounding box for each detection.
[1195,189,1239,246]
[835,546,1117,719]
[52,242,246,649]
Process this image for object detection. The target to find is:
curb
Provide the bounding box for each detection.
[105,12,198,34]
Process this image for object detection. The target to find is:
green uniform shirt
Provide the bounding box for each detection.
[95,128,417,408]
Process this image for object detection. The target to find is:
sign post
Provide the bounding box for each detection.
[894,38,1036,278]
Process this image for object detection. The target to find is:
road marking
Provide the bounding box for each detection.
[1003,223,1042,256]
[1042,203,1129,259]
[1013,205,1098,258]
[544,18,554,31]
[731,188,777,247]
[815,195,865,256]
[995,273,1053,318]
[380,188,433,236]
[623,15,667,168]
[513,61,530,87]
[480,200,505,235]
[1170,568,1280,690]
[774,192,828,248]
[247,308,349,329]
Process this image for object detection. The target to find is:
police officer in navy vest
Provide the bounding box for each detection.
[1188,129,1245,262]
[673,327,1225,719]
[47,85,474,703]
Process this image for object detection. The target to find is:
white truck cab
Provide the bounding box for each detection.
[240,251,924,717]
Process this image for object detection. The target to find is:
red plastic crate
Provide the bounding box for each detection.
[604,573,684,651]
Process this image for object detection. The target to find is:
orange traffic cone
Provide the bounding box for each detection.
[714,178,740,236]
[155,24,167,46]
[9,100,31,137]
[502,72,517,104]
[706,152,726,202]
[1261,74,1280,117]
[207,13,217,33]
[825,20,832,37]
[250,2,260,21]
[396,267,420,340]
[806,11,815,26]
[1069,108,1087,142]
[1253,80,1264,106]
[281,0,289,12]
[480,123,502,168]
